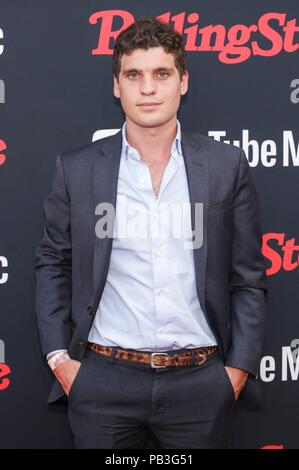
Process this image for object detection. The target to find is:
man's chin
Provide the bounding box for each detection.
[133,116,172,129]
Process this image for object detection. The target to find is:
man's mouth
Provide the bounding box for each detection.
[138,102,161,108]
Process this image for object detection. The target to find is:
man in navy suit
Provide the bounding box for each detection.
[35,16,267,448]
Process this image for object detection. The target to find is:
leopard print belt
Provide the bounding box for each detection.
[87,342,218,368]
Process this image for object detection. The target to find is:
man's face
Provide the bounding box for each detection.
[113,46,188,128]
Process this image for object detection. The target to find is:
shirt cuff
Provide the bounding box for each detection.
[46,349,68,360]
[47,350,70,371]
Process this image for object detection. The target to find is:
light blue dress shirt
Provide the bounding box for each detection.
[87,119,217,351]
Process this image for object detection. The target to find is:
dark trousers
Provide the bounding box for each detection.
[68,346,237,449]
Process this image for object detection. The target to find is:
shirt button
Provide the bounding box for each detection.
[154,288,167,296]
[139,178,145,184]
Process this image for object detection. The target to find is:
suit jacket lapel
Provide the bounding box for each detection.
[181,131,210,312]
[92,131,122,308]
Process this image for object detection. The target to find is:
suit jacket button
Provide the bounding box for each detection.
[79,341,86,348]
[87,306,93,316]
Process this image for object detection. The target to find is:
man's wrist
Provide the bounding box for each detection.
[48,351,71,371]
[47,349,68,360]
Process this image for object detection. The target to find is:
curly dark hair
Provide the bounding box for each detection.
[112,16,187,81]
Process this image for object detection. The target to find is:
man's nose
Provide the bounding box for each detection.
[140,76,156,94]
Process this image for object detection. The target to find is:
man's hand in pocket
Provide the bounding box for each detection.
[53,360,81,396]
[224,366,249,400]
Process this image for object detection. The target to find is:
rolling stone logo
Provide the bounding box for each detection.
[89,10,299,64]
[261,445,284,449]
[263,233,299,276]
[0,138,7,166]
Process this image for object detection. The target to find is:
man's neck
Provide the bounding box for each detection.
[125,117,178,166]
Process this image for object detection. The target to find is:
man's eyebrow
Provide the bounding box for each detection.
[122,67,174,74]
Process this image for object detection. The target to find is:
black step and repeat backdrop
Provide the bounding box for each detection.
[0,1,298,449]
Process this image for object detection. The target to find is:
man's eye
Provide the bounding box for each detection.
[127,72,169,79]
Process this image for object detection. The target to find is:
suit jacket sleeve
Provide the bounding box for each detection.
[34,154,72,359]
[226,149,267,377]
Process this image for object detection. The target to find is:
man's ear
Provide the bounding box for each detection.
[113,75,120,99]
[180,70,189,96]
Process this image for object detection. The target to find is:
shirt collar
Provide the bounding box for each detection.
[121,119,182,161]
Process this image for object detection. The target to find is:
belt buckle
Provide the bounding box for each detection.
[197,353,207,365]
[151,352,168,368]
